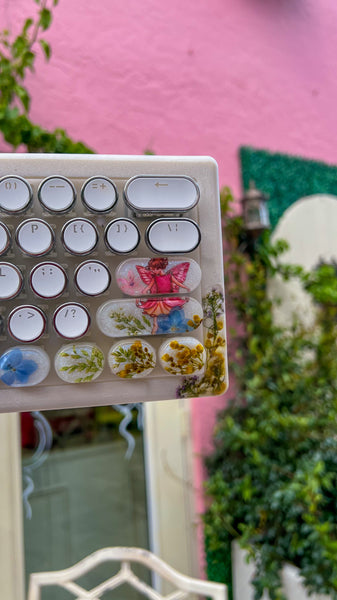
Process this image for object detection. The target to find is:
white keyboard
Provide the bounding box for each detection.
[0,154,227,412]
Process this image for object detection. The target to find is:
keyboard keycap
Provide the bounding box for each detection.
[62,218,98,255]
[115,257,201,296]
[124,176,199,214]
[0,223,11,255]
[75,260,111,296]
[105,218,140,254]
[0,176,32,213]
[82,177,117,213]
[159,336,206,375]
[108,339,156,378]
[53,302,90,339]
[16,219,54,256]
[146,218,201,253]
[0,346,50,387]
[0,263,23,299]
[96,296,203,337]
[55,342,105,383]
[30,262,67,298]
[8,305,46,342]
[38,176,76,213]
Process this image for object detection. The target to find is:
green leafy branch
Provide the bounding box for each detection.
[60,346,104,383]
[204,188,337,600]
[109,308,152,335]
[0,0,93,152]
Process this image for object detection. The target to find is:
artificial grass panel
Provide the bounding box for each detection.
[240,146,337,230]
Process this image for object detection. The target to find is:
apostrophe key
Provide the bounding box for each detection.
[0,154,227,412]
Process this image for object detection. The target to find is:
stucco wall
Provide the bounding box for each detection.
[2,0,337,573]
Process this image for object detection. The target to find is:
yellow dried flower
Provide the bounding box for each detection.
[196,344,204,353]
[169,341,179,349]
[162,353,170,362]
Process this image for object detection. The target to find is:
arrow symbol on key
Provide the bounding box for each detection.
[27,312,35,318]
[155,182,168,188]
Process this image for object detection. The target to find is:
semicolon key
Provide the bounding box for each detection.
[115,257,201,296]
[124,176,199,215]
[96,297,203,337]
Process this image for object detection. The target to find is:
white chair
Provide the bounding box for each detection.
[28,546,227,600]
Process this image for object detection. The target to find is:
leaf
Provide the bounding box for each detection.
[39,8,52,31]
[23,18,34,34]
[39,39,51,60]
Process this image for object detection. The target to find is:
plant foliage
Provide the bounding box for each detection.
[0,0,93,153]
[204,188,337,600]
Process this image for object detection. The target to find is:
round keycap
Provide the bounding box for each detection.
[0,223,11,255]
[30,262,67,299]
[82,177,118,213]
[146,218,201,253]
[8,305,46,342]
[16,219,54,256]
[53,303,90,339]
[0,263,23,299]
[0,176,32,213]
[74,260,111,296]
[0,346,50,387]
[62,218,98,255]
[38,176,76,213]
[55,343,105,384]
[105,219,140,254]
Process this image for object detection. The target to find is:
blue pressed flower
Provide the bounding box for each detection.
[0,348,38,386]
[157,309,193,334]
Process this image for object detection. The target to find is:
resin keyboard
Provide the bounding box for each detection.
[0,154,227,412]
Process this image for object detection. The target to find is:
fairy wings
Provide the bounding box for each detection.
[136,262,190,293]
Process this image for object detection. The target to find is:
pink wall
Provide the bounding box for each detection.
[2,0,337,573]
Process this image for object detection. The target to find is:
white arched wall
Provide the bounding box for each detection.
[269,194,337,326]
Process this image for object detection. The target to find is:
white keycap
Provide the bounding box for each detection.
[74,260,111,296]
[0,223,11,255]
[146,219,201,253]
[62,218,98,255]
[0,263,23,299]
[16,219,54,256]
[53,303,90,339]
[30,262,67,298]
[38,176,76,213]
[8,305,46,342]
[82,177,117,212]
[0,176,32,213]
[124,176,199,213]
[105,218,140,253]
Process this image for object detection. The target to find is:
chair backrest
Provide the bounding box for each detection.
[27,546,227,600]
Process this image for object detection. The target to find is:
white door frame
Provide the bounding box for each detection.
[0,412,25,600]
[0,401,198,599]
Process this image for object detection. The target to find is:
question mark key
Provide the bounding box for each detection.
[53,303,90,339]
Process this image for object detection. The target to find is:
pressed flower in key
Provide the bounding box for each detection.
[0,348,37,386]
[109,339,156,378]
[161,339,205,376]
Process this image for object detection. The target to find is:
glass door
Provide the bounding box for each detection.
[21,406,149,600]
